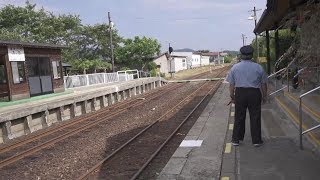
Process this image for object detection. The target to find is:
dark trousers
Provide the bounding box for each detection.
[232,87,262,144]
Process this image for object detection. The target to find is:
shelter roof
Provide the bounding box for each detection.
[0,40,68,49]
[254,0,309,34]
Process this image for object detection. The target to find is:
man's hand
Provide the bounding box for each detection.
[227,97,235,106]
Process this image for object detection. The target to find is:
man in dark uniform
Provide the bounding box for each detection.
[226,45,268,147]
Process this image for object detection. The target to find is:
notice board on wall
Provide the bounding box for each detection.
[8,46,25,62]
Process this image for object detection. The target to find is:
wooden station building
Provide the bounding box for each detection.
[0,41,66,101]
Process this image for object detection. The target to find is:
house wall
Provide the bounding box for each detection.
[191,54,201,67]
[201,56,210,66]
[153,54,168,74]
[172,57,187,72]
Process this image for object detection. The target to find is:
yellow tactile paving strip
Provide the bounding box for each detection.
[276,97,320,147]
[229,124,234,130]
[224,143,232,153]
[221,177,230,180]
[284,91,320,122]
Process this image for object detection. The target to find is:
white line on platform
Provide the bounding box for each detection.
[180,140,203,147]
[230,112,235,117]
[221,177,230,180]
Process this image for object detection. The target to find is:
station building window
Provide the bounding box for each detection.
[182,59,186,67]
[11,61,25,84]
[0,64,6,84]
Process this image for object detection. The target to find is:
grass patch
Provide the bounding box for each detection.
[0,90,74,108]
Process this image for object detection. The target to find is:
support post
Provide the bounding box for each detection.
[59,106,65,121]
[4,121,13,140]
[275,29,280,61]
[266,30,271,75]
[287,69,290,92]
[24,115,32,134]
[299,98,303,150]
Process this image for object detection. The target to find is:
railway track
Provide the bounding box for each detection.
[0,67,228,170]
[0,83,182,168]
[78,69,228,179]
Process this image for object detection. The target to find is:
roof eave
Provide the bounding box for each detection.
[0,40,68,49]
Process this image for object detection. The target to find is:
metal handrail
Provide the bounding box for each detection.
[269,86,287,96]
[299,85,320,149]
[268,68,286,79]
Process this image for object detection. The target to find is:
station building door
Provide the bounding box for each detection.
[0,55,9,101]
[26,57,53,96]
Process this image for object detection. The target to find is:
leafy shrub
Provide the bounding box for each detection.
[147,62,158,71]
[150,69,157,77]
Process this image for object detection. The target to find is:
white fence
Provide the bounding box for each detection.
[64,70,139,89]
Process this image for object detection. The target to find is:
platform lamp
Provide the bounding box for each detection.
[108,12,115,72]
[248,7,262,59]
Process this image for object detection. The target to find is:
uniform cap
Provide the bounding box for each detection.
[240,45,254,55]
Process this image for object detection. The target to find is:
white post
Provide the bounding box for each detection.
[103,73,106,84]
[116,72,120,82]
[137,70,139,79]
[64,77,67,89]
[125,71,128,81]
[86,75,90,86]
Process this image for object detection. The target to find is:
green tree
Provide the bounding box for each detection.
[197,50,210,53]
[147,62,157,71]
[251,29,297,69]
[115,36,161,70]
[0,1,81,44]
[224,55,233,63]
[75,24,122,61]
[0,1,122,73]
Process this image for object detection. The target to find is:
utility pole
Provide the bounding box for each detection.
[108,12,115,72]
[241,34,246,46]
[249,7,262,58]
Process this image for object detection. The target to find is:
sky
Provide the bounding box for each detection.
[0,0,267,52]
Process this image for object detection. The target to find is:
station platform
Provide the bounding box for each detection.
[158,82,320,180]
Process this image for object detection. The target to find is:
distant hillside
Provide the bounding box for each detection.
[174,48,195,52]
[223,50,239,56]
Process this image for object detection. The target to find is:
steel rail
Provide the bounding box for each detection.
[131,79,223,180]
[77,81,213,180]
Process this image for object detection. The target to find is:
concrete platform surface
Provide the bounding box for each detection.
[234,101,320,180]
[158,83,230,180]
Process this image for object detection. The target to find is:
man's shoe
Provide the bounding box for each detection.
[253,141,264,147]
[231,141,239,146]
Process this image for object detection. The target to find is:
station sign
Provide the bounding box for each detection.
[8,46,25,62]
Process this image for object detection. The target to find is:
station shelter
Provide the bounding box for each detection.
[0,41,66,101]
